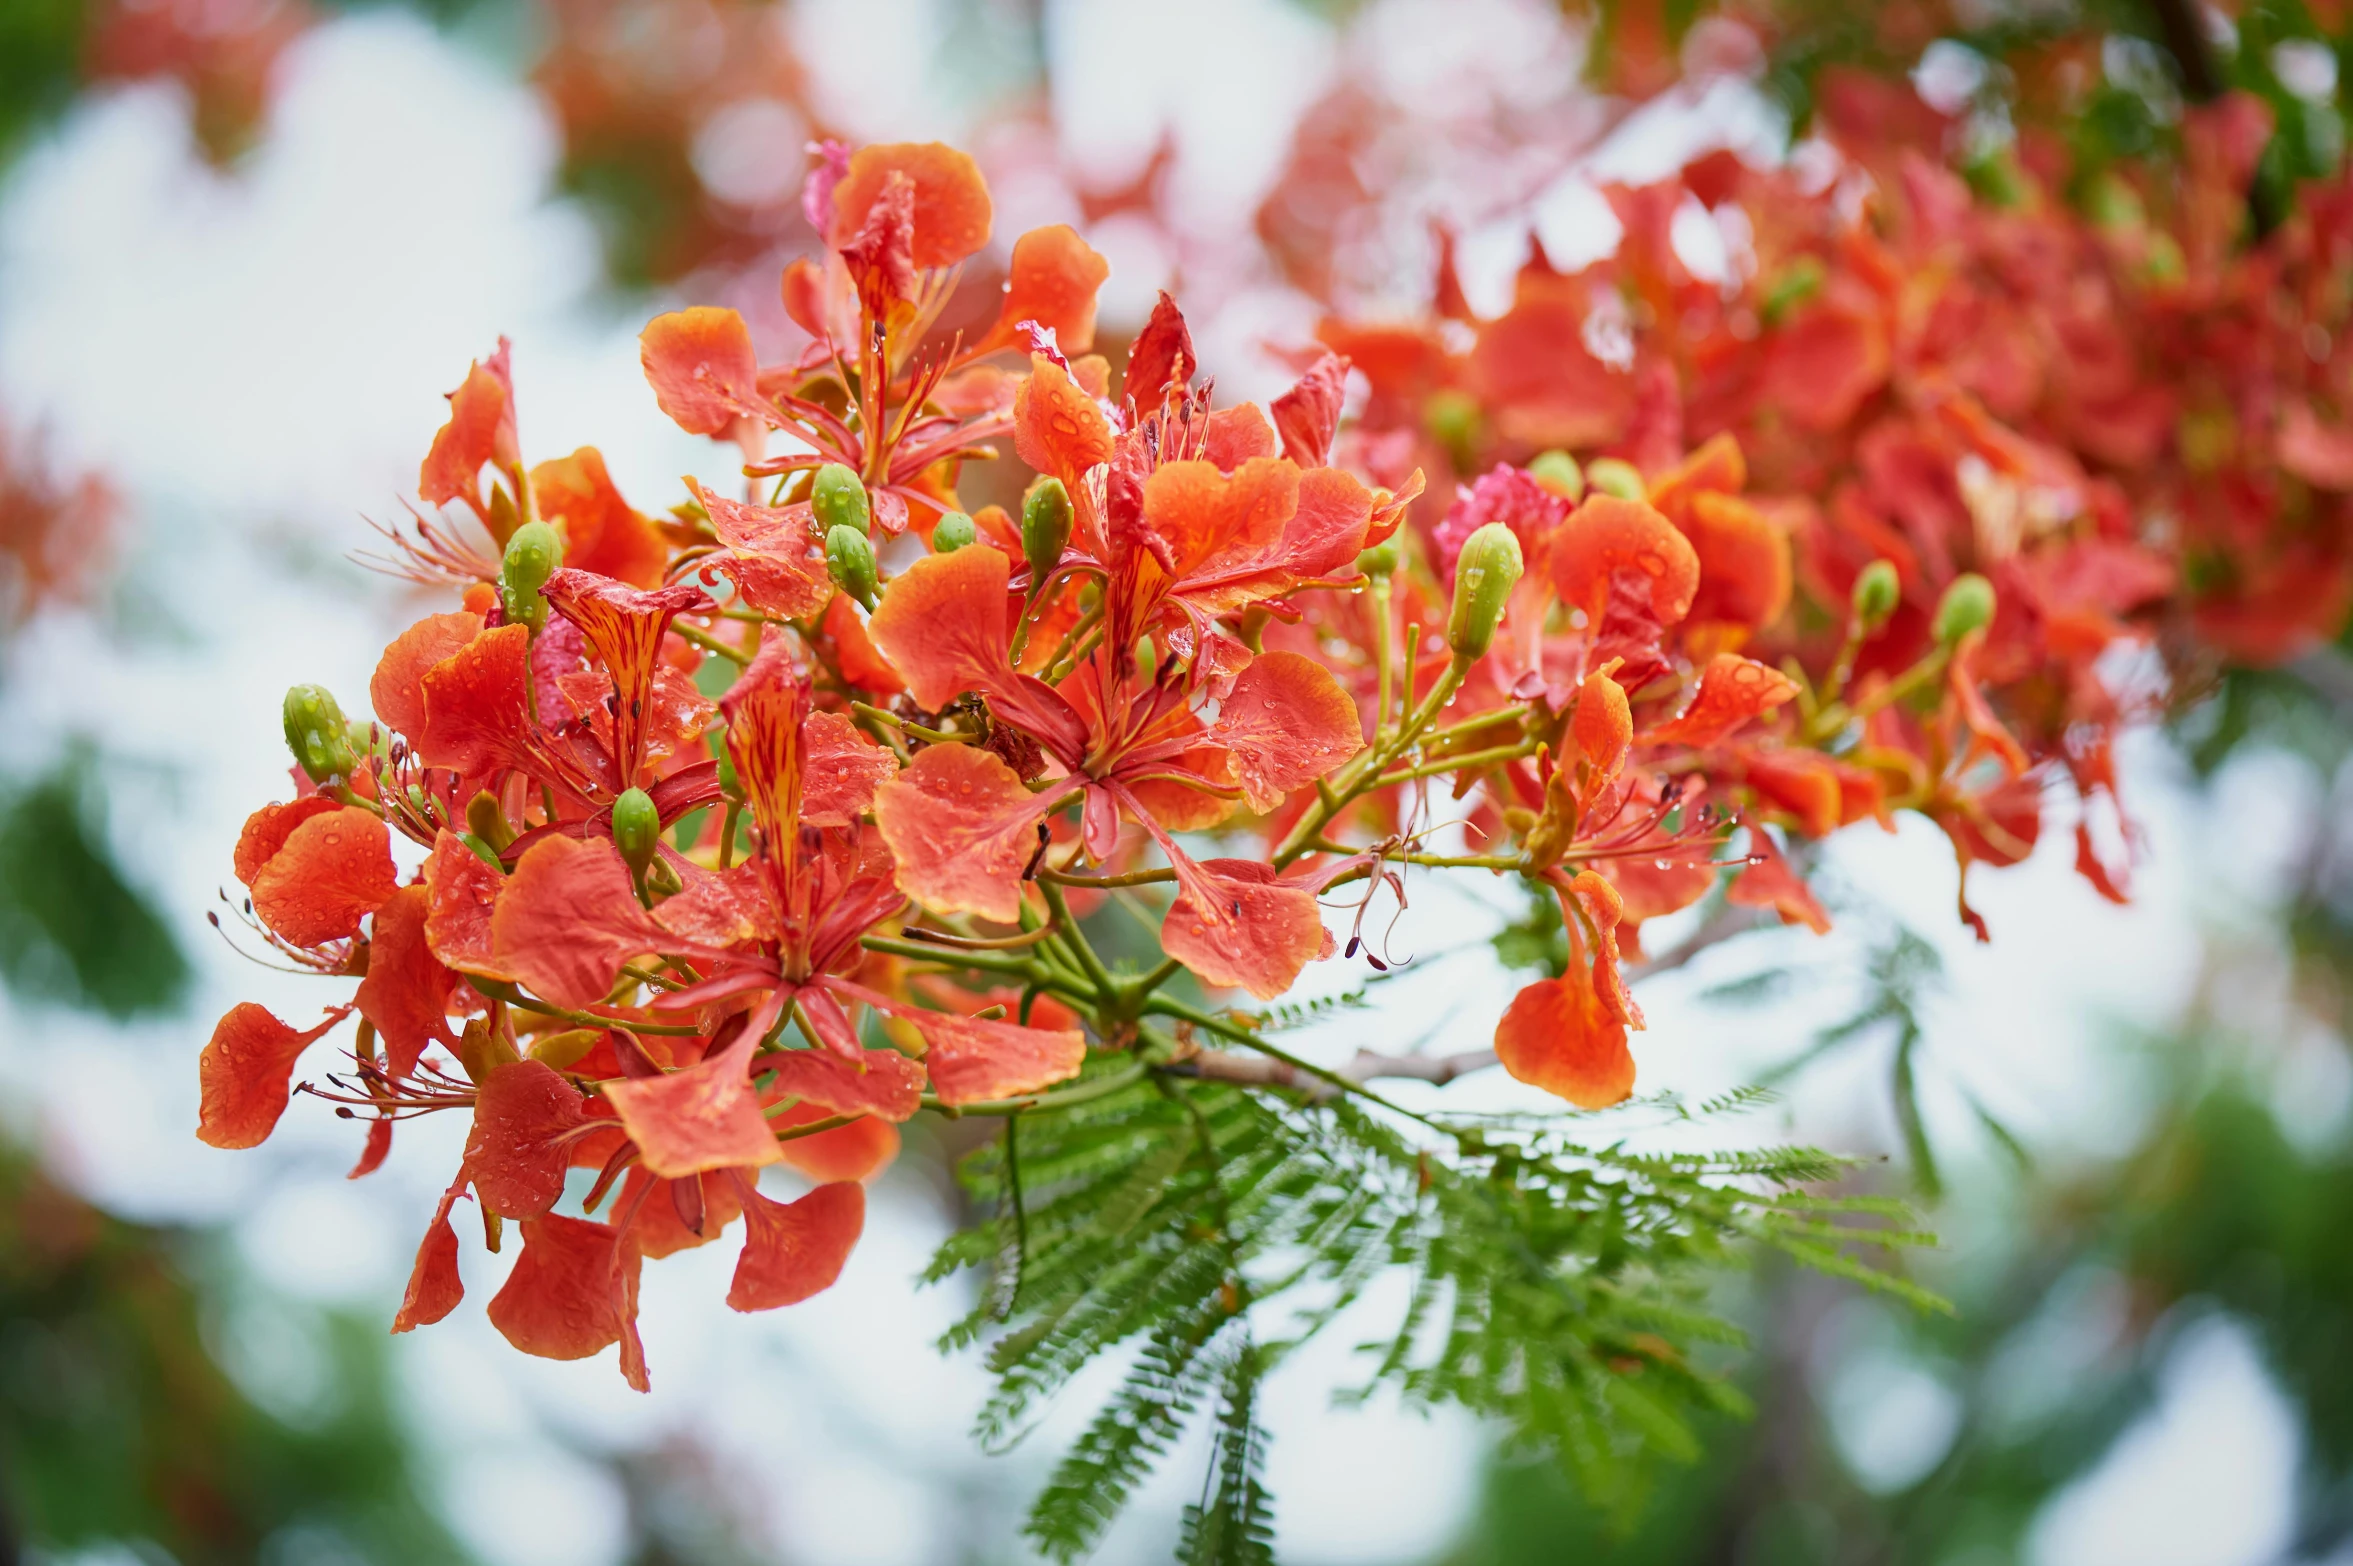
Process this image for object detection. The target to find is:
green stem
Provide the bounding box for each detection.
[467,978,704,1036]
[672,622,751,665]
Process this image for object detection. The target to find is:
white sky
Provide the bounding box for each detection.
[0,2,2331,1562]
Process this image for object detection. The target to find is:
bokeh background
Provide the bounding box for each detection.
[0,0,2350,1562]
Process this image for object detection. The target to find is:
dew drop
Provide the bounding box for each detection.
[1654,858,1673,871]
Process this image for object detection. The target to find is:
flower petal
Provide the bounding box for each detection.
[1727,823,1831,934]
[415,622,534,779]
[198,1002,347,1149]
[541,570,716,786]
[873,743,1070,922]
[489,835,671,1010]
[353,884,457,1077]
[802,710,897,827]
[466,1059,593,1218]
[686,478,833,620]
[232,795,342,886]
[775,1104,901,1183]
[419,340,518,511]
[1493,974,1635,1109]
[1550,494,1699,628]
[423,830,509,976]
[1643,653,1798,749]
[370,611,483,739]
[391,1175,467,1333]
[827,976,1084,1105]
[1161,856,1328,1002]
[762,1044,926,1123]
[987,225,1110,354]
[622,1169,744,1260]
[641,307,761,437]
[728,1179,864,1311]
[486,1212,646,1385]
[1207,650,1362,813]
[602,1029,782,1181]
[532,447,669,589]
[1014,353,1115,486]
[827,142,991,269]
[250,805,398,947]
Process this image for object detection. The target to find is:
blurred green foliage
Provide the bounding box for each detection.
[0,1141,472,1563]
[0,752,189,1019]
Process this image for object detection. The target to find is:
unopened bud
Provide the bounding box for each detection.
[1022,478,1072,588]
[611,787,660,879]
[283,685,356,784]
[1446,523,1524,661]
[825,523,880,610]
[528,1028,601,1071]
[1933,572,1996,644]
[1851,559,1901,630]
[1528,449,1584,501]
[500,520,563,633]
[810,463,870,536]
[931,511,976,553]
[1356,540,1401,578]
[1585,458,1646,501]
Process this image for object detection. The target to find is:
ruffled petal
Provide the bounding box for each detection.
[486,1212,646,1388]
[466,1060,594,1218]
[370,611,483,739]
[727,1179,864,1311]
[826,976,1084,1105]
[1160,855,1328,1002]
[641,307,762,437]
[353,884,457,1077]
[249,805,398,947]
[985,225,1110,354]
[391,1174,467,1333]
[1207,650,1362,813]
[688,479,833,619]
[873,743,1072,922]
[1643,653,1798,749]
[532,448,668,589]
[1550,494,1700,628]
[197,1003,348,1149]
[602,1028,782,1180]
[489,835,671,1010]
[827,142,992,269]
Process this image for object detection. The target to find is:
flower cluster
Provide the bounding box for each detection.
[199,135,2180,1386]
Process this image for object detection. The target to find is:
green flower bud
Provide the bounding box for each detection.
[825,522,880,611]
[1446,523,1524,661]
[283,684,356,784]
[1423,389,1482,468]
[1528,449,1584,501]
[810,463,870,536]
[931,511,977,553]
[1022,477,1073,588]
[1851,559,1901,630]
[500,520,563,633]
[1933,572,1996,645]
[611,787,661,880]
[1585,458,1646,501]
[1356,540,1401,578]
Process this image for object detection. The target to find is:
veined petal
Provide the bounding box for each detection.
[1727,822,1831,934]
[542,570,716,787]
[687,478,834,620]
[487,1213,646,1385]
[1551,494,1699,628]
[762,1044,926,1123]
[250,805,398,947]
[415,623,535,780]
[1207,650,1362,813]
[466,1060,594,1217]
[1271,352,1349,467]
[419,340,518,513]
[371,611,483,739]
[873,743,1074,922]
[986,225,1110,354]
[489,835,671,1010]
[1158,852,1329,1003]
[1124,291,1195,406]
[827,142,991,269]
[391,1174,467,1333]
[1142,457,1300,583]
[825,975,1085,1105]
[198,1003,348,1149]
[1644,654,1798,749]
[727,1179,864,1312]
[423,830,510,977]
[353,884,457,1078]
[625,1168,746,1260]
[532,448,668,589]
[602,1028,782,1180]
[641,307,762,437]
